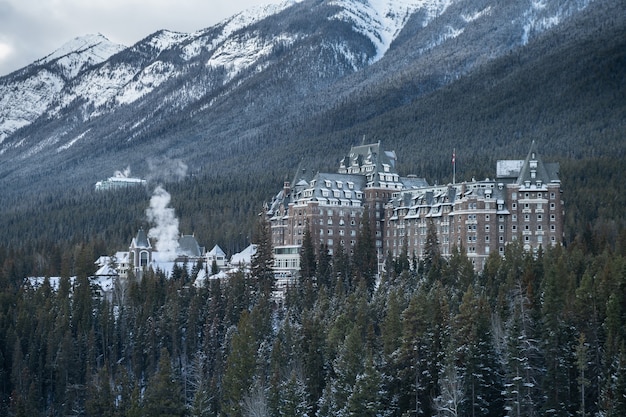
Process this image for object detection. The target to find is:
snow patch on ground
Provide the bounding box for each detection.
[57,129,91,152]
[37,34,126,79]
[461,6,492,23]
[206,33,296,81]
[328,0,452,63]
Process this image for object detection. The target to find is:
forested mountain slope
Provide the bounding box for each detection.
[0,0,623,258]
[0,0,618,204]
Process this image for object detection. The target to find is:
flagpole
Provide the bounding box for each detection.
[452,148,456,185]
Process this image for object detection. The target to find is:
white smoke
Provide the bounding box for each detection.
[146,185,180,261]
[114,166,132,178]
[146,158,188,183]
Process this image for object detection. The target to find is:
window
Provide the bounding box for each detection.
[550,224,556,231]
[550,203,556,210]
[550,214,556,221]
[485,235,490,242]
[485,225,490,232]
[537,214,543,221]
[512,214,517,221]
[537,224,542,231]
[512,203,517,210]
[499,225,504,232]
[512,225,517,232]
[499,236,504,242]
[512,192,517,200]
[550,192,555,199]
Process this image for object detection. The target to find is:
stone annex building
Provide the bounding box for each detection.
[267,141,564,279]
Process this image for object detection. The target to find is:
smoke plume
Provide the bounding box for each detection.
[146,185,180,261]
[146,157,188,183]
[114,166,132,178]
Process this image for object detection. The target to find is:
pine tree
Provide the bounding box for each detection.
[541,246,578,416]
[453,286,504,417]
[423,220,443,283]
[346,353,386,417]
[251,215,275,299]
[316,243,332,291]
[142,348,185,417]
[352,208,377,294]
[277,371,310,417]
[222,311,258,417]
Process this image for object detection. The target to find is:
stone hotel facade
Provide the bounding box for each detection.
[267,141,563,275]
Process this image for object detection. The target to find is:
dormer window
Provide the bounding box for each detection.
[337,181,343,188]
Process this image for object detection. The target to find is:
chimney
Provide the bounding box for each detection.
[283,181,291,198]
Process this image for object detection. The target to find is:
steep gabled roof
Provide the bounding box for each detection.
[178,235,203,257]
[515,141,560,185]
[208,244,226,258]
[133,228,151,249]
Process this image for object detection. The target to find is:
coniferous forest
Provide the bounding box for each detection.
[0,158,625,416]
[0,2,624,413]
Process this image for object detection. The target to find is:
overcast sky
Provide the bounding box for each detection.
[0,0,284,76]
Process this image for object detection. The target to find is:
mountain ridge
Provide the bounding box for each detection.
[0,0,621,206]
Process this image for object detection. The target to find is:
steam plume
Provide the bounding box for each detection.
[114,166,132,178]
[146,186,180,261]
[146,158,188,182]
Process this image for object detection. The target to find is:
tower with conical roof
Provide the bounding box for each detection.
[129,228,152,270]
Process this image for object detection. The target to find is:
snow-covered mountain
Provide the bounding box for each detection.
[0,0,612,200]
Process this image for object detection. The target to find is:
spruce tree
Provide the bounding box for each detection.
[251,215,274,299]
[142,348,185,417]
[222,311,258,417]
[352,208,377,294]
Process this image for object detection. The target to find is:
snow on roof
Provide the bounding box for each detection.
[193,270,230,288]
[207,244,226,257]
[497,160,524,178]
[230,244,257,266]
[94,264,119,277]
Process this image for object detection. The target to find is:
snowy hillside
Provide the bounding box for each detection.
[0,0,609,199]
